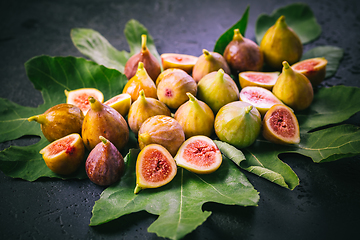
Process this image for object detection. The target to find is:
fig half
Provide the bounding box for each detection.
[291,57,328,87]
[64,88,104,115]
[239,71,279,90]
[104,93,132,117]
[161,53,198,74]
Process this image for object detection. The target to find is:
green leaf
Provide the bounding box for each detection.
[90,149,259,240]
[255,3,321,44]
[213,5,249,55]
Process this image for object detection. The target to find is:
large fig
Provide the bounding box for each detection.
[291,57,328,87]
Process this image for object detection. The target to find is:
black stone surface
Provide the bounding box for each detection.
[1,0,360,239]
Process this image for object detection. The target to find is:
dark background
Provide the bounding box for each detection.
[1,0,360,239]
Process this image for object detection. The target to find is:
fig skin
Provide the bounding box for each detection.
[123,61,158,102]
[104,93,132,117]
[64,88,104,115]
[291,57,328,87]
[192,49,231,83]
[82,96,129,151]
[134,144,177,194]
[262,104,300,144]
[124,34,161,82]
[127,89,171,135]
[28,103,84,142]
[161,53,198,74]
[272,61,313,111]
[138,115,185,157]
[223,29,264,74]
[86,136,125,186]
[260,15,303,70]
[239,71,279,90]
[174,92,214,139]
[197,69,240,114]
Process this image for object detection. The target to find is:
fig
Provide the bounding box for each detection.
[138,115,185,157]
[124,34,161,81]
[161,53,198,74]
[214,101,261,149]
[192,49,231,83]
[239,71,279,90]
[104,93,132,117]
[239,86,283,116]
[155,68,179,87]
[134,144,177,194]
[122,61,158,102]
[39,133,85,175]
[197,69,240,114]
[291,57,328,87]
[82,96,129,151]
[65,88,104,115]
[262,104,300,144]
[85,136,125,186]
[174,92,214,139]
[272,61,313,111]
[260,15,303,70]
[223,28,264,74]
[174,135,222,174]
[28,103,84,142]
[127,89,171,135]
[156,68,197,109]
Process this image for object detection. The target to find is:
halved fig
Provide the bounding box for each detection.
[174,136,222,174]
[39,133,85,175]
[161,53,198,74]
[104,93,132,117]
[239,71,279,90]
[262,104,300,144]
[134,144,177,194]
[240,86,283,116]
[65,88,104,115]
[291,57,328,87]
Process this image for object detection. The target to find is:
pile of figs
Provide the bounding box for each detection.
[29,16,328,192]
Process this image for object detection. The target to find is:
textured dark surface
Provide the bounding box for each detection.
[1,0,360,239]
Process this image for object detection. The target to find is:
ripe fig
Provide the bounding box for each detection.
[28,103,84,142]
[122,61,157,102]
[156,68,197,109]
[65,88,104,115]
[223,29,264,74]
[272,61,313,111]
[124,34,161,82]
[155,68,179,87]
[127,89,171,135]
[174,135,222,174]
[82,96,129,151]
[161,53,198,74]
[214,101,261,149]
[260,15,303,70]
[291,57,328,87]
[239,71,279,90]
[239,86,283,116]
[192,49,231,83]
[85,136,125,186]
[104,93,132,117]
[262,104,300,144]
[174,92,214,139]
[39,133,85,175]
[134,144,177,194]
[138,115,185,156]
[197,68,240,114]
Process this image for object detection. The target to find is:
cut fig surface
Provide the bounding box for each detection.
[161,53,198,74]
[65,88,104,115]
[239,71,279,90]
[104,93,132,117]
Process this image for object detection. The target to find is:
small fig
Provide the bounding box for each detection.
[82,96,129,151]
[39,133,85,175]
[28,103,84,142]
[64,88,104,115]
[123,62,158,102]
[156,68,197,109]
[85,136,125,186]
[239,71,279,90]
[174,135,222,174]
[272,61,313,111]
[174,92,214,139]
[192,49,231,83]
[214,101,262,149]
[138,115,185,156]
[197,69,240,114]
[161,53,198,74]
[104,93,132,117]
[127,89,171,135]
[223,29,264,74]
[262,104,300,144]
[291,57,328,87]
[134,144,177,194]
[260,15,303,70]
[124,34,161,82]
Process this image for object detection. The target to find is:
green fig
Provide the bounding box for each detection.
[260,15,303,70]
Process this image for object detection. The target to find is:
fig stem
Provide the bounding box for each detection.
[186,92,197,102]
[202,49,213,61]
[215,69,225,82]
[99,136,108,144]
[244,105,253,114]
[141,34,147,52]
[276,15,287,29]
[27,115,40,122]
[89,96,102,111]
[134,185,142,194]
[233,29,244,42]
[64,89,70,97]
[282,61,290,70]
